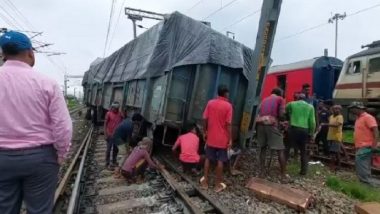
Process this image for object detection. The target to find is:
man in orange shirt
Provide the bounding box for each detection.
[200,85,233,193]
[349,102,380,186]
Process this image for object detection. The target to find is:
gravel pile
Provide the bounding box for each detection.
[162,147,358,214]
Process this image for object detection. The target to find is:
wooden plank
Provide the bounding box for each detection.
[355,202,380,214]
[246,177,313,212]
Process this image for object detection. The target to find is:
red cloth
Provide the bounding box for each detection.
[354,112,378,148]
[173,132,200,163]
[203,96,233,149]
[259,94,285,118]
[105,111,123,136]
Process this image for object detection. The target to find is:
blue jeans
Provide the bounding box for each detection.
[106,137,119,166]
[0,145,59,214]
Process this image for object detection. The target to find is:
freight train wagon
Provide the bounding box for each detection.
[261,56,343,102]
[82,12,267,146]
[334,40,380,121]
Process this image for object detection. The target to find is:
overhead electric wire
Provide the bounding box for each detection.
[346,2,380,17]
[275,22,329,42]
[202,0,239,21]
[275,2,380,43]
[0,1,67,76]
[221,9,260,30]
[0,5,27,30]
[103,0,116,57]
[187,0,203,12]
[4,0,36,30]
[108,0,127,51]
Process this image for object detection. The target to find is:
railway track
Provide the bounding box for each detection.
[52,127,230,214]
[69,105,85,115]
[53,126,94,213]
[310,142,380,174]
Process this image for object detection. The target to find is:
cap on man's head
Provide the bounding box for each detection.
[348,101,366,109]
[0,31,33,53]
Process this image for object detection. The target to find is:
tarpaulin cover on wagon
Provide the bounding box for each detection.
[82,11,255,85]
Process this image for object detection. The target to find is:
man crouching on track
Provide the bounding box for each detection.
[0,31,72,214]
[200,85,233,193]
[120,138,159,183]
[172,123,202,175]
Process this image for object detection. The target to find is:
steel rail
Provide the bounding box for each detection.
[69,105,85,115]
[53,126,93,210]
[156,156,229,214]
[66,126,93,214]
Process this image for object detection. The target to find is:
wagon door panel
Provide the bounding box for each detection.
[149,75,168,123]
[165,66,194,123]
[189,64,218,122]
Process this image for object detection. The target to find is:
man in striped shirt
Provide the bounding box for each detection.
[256,88,287,180]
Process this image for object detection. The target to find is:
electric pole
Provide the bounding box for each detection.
[64,74,68,97]
[125,7,165,39]
[64,74,84,99]
[328,13,346,58]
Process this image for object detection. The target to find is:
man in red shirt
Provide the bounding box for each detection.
[349,101,380,186]
[200,85,233,193]
[172,124,201,174]
[104,101,123,168]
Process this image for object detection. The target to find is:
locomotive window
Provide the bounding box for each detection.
[347,61,361,74]
[369,57,380,73]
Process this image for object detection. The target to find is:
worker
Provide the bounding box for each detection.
[322,105,344,171]
[349,102,380,187]
[301,83,317,109]
[104,101,123,169]
[315,101,331,156]
[256,88,288,181]
[120,138,158,183]
[286,93,316,175]
[0,31,72,214]
[200,84,233,193]
[172,123,201,174]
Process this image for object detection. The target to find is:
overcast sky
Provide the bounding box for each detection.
[1,0,380,95]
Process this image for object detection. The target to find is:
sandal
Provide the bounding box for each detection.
[199,176,208,190]
[214,182,227,193]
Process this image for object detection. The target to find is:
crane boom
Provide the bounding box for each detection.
[240,0,283,146]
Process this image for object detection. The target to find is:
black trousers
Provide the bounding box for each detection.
[286,126,310,174]
[315,126,329,156]
[0,145,59,214]
[106,137,119,165]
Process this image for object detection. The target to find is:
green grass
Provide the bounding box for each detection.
[326,176,380,202]
[67,98,79,110]
[343,130,354,144]
[287,160,329,178]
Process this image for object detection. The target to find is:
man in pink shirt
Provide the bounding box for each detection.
[200,85,233,193]
[0,31,72,214]
[172,124,201,174]
[104,101,123,168]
